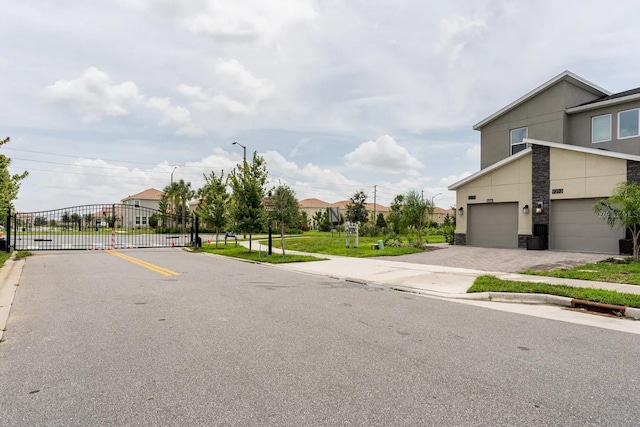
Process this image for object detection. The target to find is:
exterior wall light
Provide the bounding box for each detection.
[458,207,464,215]
[535,201,543,214]
[522,204,529,214]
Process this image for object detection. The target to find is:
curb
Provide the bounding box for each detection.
[391,286,639,320]
[0,255,26,341]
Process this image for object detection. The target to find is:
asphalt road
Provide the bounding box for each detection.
[1,249,639,426]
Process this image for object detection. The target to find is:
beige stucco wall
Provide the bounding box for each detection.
[549,148,626,199]
[455,154,532,234]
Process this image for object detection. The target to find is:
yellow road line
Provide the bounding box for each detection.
[106,250,180,276]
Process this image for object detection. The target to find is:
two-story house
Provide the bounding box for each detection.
[449,70,640,253]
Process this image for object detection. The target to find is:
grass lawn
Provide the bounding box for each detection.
[196,243,326,264]
[0,251,11,268]
[521,258,640,285]
[260,232,445,258]
[469,275,640,308]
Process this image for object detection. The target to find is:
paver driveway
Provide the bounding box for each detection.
[378,245,611,273]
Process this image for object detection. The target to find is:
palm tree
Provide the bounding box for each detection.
[162,179,194,233]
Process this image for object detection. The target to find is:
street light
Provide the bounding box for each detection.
[232,141,246,163]
[171,166,178,184]
[431,193,442,224]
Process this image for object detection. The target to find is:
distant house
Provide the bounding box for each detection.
[120,188,164,228]
[121,188,164,210]
[429,207,455,225]
[298,198,391,228]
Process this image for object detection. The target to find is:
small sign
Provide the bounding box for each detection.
[552,188,564,194]
[468,195,476,200]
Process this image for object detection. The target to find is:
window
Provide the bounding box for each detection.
[133,199,140,207]
[142,216,147,225]
[135,216,140,225]
[619,109,640,139]
[591,114,611,143]
[510,127,528,154]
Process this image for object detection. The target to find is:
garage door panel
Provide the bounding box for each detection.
[550,198,624,253]
[468,203,518,249]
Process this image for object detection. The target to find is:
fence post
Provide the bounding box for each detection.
[194,215,200,248]
[6,207,11,253]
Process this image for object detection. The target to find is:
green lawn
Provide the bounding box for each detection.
[521,258,640,285]
[469,275,640,308]
[196,243,326,264]
[259,232,444,258]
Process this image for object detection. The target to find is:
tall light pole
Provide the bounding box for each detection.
[232,141,246,164]
[431,193,442,224]
[171,166,178,185]
[232,141,247,238]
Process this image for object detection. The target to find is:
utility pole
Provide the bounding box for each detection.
[373,185,377,224]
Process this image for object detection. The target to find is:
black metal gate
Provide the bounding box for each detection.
[12,204,199,251]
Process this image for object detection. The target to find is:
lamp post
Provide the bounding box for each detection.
[232,141,246,164]
[232,141,248,238]
[431,193,442,224]
[171,166,177,185]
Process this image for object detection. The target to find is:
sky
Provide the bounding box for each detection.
[3,0,640,213]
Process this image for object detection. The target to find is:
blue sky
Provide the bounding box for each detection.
[3,0,640,212]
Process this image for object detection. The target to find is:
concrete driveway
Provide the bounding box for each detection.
[377,244,612,273]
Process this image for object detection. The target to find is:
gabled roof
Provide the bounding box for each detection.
[448,138,640,190]
[566,87,640,114]
[298,198,333,208]
[122,188,164,201]
[473,70,610,130]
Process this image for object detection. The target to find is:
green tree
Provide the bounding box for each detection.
[388,194,405,234]
[376,212,387,228]
[299,210,309,231]
[34,216,47,226]
[162,179,194,233]
[319,210,332,232]
[228,152,268,252]
[403,190,433,247]
[61,211,71,229]
[346,190,368,225]
[70,213,81,231]
[441,213,455,244]
[312,210,323,230]
[0,137,28,219]
[594,181,640,262]
[148,214,159,228]
[266,184,299,256]
[83,213,94,230]
[197,170,228,248]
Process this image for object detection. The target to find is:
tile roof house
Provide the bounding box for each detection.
[120,188,164,229]
[449,70,640,253]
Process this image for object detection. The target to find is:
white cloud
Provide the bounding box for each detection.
[182,0,317,44]
[434,14,487,62]
[144,97,203,136]
[44,67,142,120]
[180,58,274,116]
[439,172,472,187]
[344,135,424,174]
[465,143,480,162]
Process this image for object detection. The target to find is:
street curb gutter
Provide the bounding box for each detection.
[0,256,26,341]
[391,287,640,320]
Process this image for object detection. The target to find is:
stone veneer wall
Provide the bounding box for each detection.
[627,160,640,184]
[518,234,529,249]
[454,233,466,246]
[532,145,550,227]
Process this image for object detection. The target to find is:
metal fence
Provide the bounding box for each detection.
[11,204,199,251]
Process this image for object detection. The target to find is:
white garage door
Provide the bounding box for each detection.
[550,198,624,253]
[467,203,518,248]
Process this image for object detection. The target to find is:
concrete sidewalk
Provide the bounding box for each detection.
[241,241,640,319]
